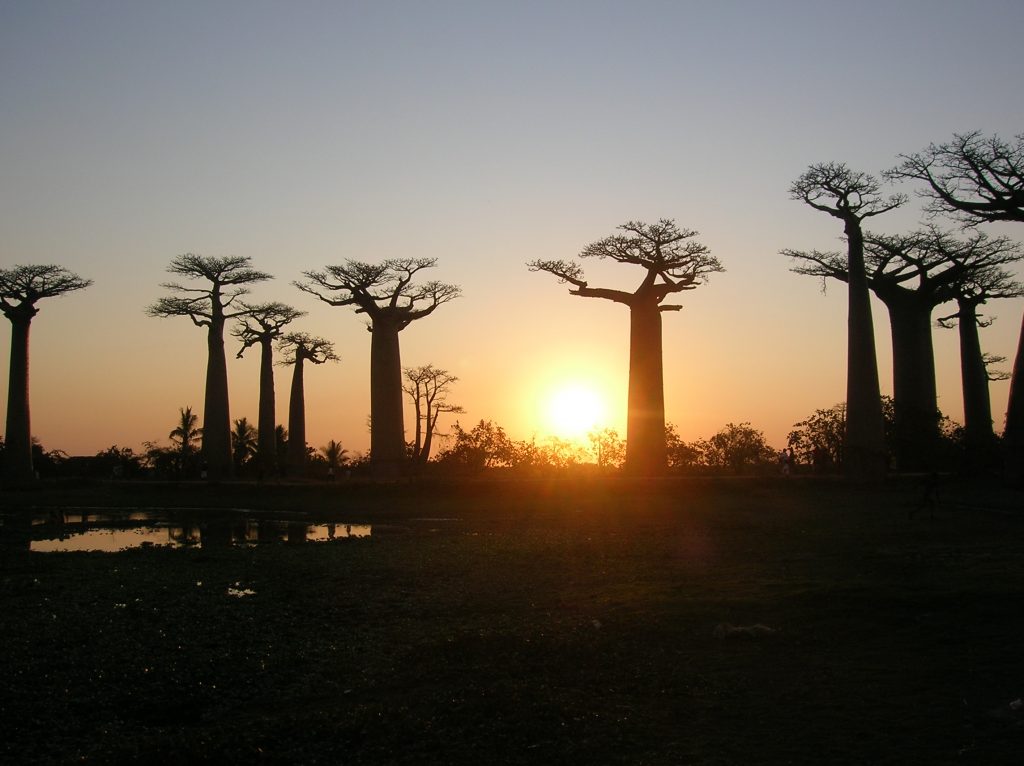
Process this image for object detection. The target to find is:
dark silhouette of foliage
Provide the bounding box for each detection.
[234,302,304,476]
[889,131,1024,481]
[1,264,92,483]
[231,417,258,474]
[296,259,460,476]
[699,422,777,474]
[434,420,519,471]
[148,254,272,480]
[168,405,202,478]
[788,163,906,480]
[277,332,339,476]
[588,427,625,469]
[785,227,1022,469]
[403,364,465,465]
[529,220,722,476]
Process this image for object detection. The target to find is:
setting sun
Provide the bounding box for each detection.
[544,383,608,438]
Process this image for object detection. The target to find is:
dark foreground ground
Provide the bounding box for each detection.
[1,476,1022,765]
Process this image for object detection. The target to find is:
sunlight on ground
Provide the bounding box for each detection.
[544,383,608,439]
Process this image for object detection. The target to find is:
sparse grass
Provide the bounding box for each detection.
[1,477,1022,764]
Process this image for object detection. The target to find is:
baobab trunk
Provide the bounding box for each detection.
[844,226,887,480]
[1005,311,1024,484]
[958,303,997,470]
[287,356,307,476]
[202,320,232,480]
[3,315,34,483]
[625,301,667,476]
[370,323,406,474]
[257,337,277,475]
[886,300,939,469]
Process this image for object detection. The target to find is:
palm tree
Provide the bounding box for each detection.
[231,417,258,474]
[169,406,201,477]
[319,440,348,479]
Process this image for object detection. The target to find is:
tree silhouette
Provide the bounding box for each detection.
[889,132,1024,481]
[788,164,906,480]
[937,268,1024,467]
[319,440,348,478]
[1,264,92,483]
[529,220,722,476]
[148,255,271,480]
[233,302,305,476]
[168,405,201,477]
[231,417,258,474]
[402,364,465,465]
[296,259,460,475]
[785,227,1021,469]
[277,332,339,476]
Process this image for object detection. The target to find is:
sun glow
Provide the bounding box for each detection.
[544,383,608,439]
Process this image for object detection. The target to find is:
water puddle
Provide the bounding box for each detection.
[3,510,372,553]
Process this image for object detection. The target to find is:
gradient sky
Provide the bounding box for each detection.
[2,0,1023,458]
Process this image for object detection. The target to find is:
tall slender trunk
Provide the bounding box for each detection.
[287,356,307,476]
[1005,309,1024,483]
[411,384,423,462]
[257,337,276,475]
[369,322,405,474]
[886,298,939,469]
[3,315,34,483]
[844,224,887,480]
[202,317,232,480]
[421,407,437,465]
[958,301,996,469]
[624,300,667,476]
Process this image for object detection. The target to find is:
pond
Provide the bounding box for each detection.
[2,509,373,553]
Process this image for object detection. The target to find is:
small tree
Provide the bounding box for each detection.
[588,427,625,469]
[319,440,348,479]
[403,364,465,465]
[788,164,905,480]
[277,333,339,477]
[1,264,92,483]
[148,255,272,480]
[169,406,202,478]
[701,422,776,475]
[233,302,304,476]
[530,220,723,476]
[231,417,258,474]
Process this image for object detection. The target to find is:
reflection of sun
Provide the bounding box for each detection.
[545,383,607,438]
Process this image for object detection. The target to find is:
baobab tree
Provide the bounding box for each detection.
[277,332,339,476]
[788,164,906,480]
[403,364,465,464]
[1,264,92,483]
[296,259,460,475]
[529,220,723,476]
[785,228,1022,469]
[888,132,1024,481]
[937,268,1024,468]
[147,254,271,480]
[233,302,305,475]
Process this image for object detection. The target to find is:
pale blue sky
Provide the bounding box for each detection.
[2,0,1022,456]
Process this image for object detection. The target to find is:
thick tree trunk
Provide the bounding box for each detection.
[287,357,306,476]
[202,318,232,481]
[886,299,939,470]
[624,301,667,476]
[844,225,887,480]
[3,316,34,483]
[1004,309,1024,484]
[257,338,277,475]
[369,323,406,475]
[958,303,997,472]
